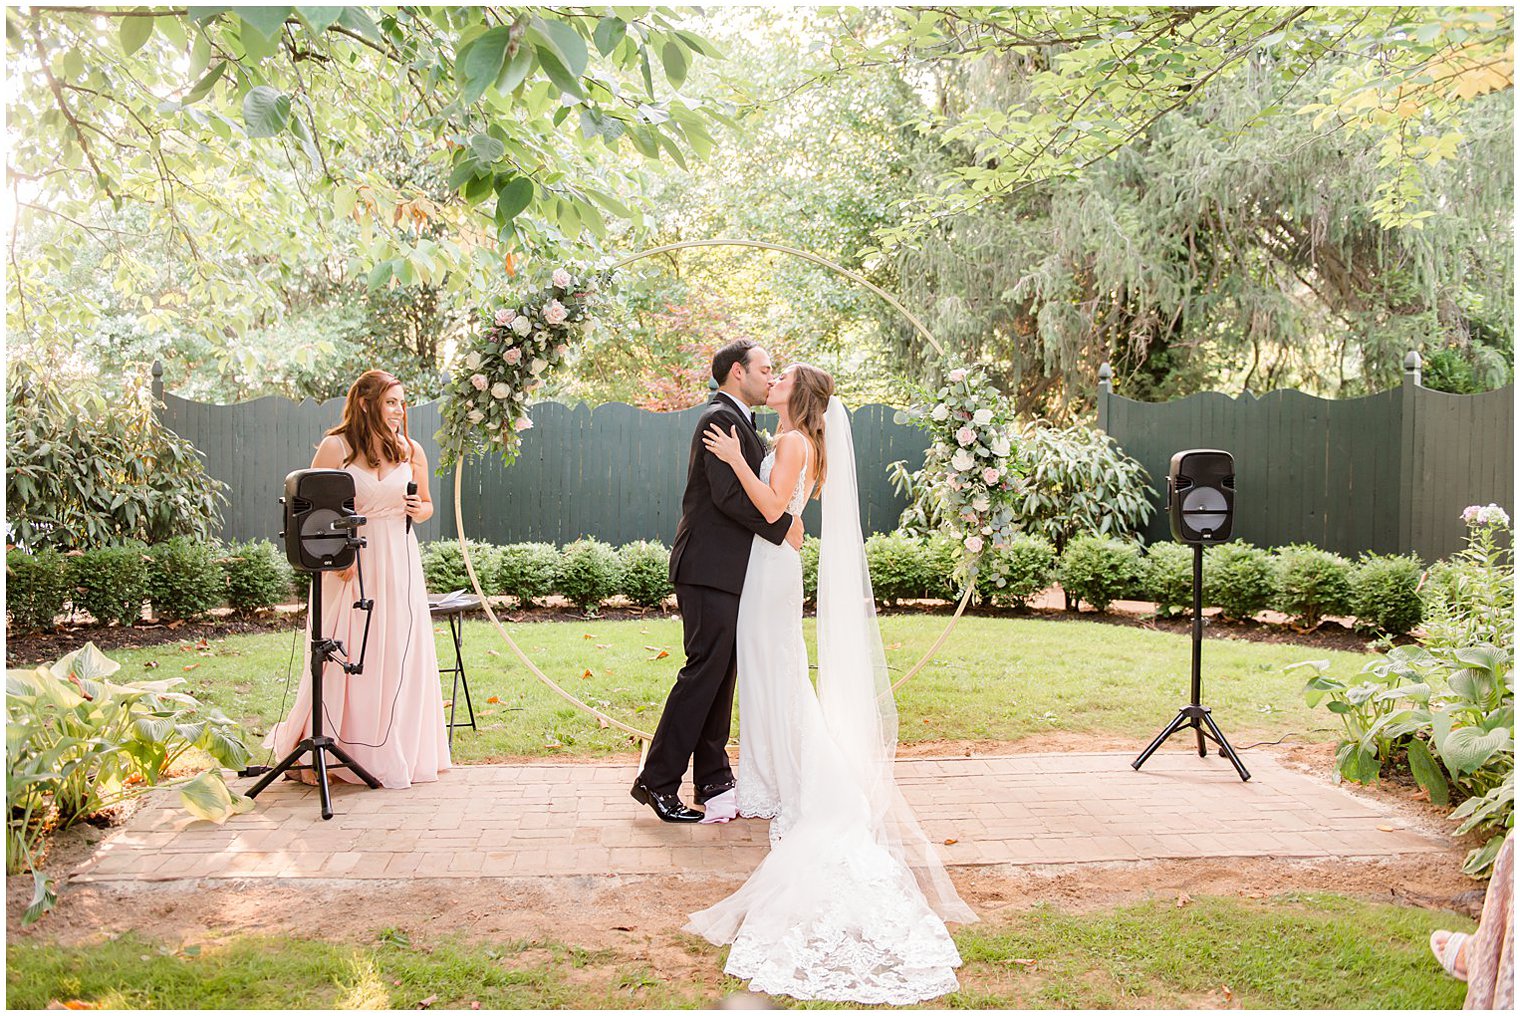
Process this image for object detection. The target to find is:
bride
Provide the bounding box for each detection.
[687,363,977,1005]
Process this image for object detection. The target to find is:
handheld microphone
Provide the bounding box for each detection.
[405,481,418,534]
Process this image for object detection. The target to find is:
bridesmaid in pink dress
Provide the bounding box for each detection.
[267,369,452,789]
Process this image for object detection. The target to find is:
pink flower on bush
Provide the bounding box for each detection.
[956,426,976,447]
[542,299,568,325]
[470,373,488,391]
[949,368,968,383]
[504,347,522,365]
[964,535,983,554]
[494,308,512,326]
[983,467,1000,484]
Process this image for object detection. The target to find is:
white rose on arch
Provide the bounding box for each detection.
[990,434,1011,458]
[951,449,975,472]
[972,407,994,426]
[530,357,547,375]
[465,351,482,370]
[931,404,950,422]
[491,382,511,400]
[511,315,532,336]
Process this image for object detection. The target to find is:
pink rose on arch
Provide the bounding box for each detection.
[515,416,533,432]
[956,426,976,447]
[964,535,983,554]
[949,368,968,383]
[504,347,523,365]
[552,268,572,289]
[983,467,1000,484]
[494,308,512,327]
[470,373,488,391]
[542,299,568,325]
[555,343,568,356]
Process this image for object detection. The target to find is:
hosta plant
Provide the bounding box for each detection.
[7,644,253,925]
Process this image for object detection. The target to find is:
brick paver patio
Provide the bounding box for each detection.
[70,751,1447,885]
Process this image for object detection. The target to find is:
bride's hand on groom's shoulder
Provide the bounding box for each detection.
[702,423,744,466]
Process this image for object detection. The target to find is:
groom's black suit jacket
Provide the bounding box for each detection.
[668,394,793,595]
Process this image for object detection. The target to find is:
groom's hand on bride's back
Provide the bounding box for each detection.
[786,516,804,551]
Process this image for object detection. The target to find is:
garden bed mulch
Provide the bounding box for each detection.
[5,590,1395,667]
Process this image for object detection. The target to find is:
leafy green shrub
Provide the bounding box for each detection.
[1204,541,1274,620]
[1010,423,1154,554]
[865,531,934,605]
[618,540,672,608]
[6,364,226,550]
[69,543,150,626]
[221,540,293,615]
[1271,544,1352,627]
[923,533,964,601]
[1058,534,1143,612]
[496,542,560,606]
[146,536,225,621]
[1141,541,1195,617]
[420,539,500,596]
[7,644,252,924]
[976,534,1056,608]
[557,537,622,613]
[1348,553,1424,635]
[1421,510,1514,652]
[6,547,68,633]
[801,535,821,605]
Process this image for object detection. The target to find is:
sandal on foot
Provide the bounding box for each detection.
[1430,930,1471,982]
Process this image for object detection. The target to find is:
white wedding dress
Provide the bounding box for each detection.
[685,399,977,1005]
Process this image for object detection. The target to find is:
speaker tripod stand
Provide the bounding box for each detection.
[247,556,380,819]
[1132,542,1251,782]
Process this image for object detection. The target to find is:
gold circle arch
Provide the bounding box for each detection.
[453,238,975,745]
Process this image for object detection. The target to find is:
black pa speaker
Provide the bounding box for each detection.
[281,469,363,571]
[1167,450,1235,543]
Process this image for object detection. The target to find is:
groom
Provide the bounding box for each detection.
[631,339,804,822]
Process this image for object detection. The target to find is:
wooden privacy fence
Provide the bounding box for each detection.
[152,365,929,547]
[1098,352,1514,562]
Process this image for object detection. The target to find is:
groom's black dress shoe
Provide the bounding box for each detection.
[694,781,736,806]
[630,778,702,823]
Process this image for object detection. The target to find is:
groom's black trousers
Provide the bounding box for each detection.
[640,582,740,796]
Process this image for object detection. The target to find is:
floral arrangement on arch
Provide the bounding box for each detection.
[893,363,1027,584]
[437,266,612,469]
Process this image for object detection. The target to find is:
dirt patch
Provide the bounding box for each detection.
[6,610,307,667]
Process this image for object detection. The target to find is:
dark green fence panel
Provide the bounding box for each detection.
[1098,359,1513,562]
[158,388,928,549]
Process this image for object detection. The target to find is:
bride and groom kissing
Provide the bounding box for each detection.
[629,339,976,1004]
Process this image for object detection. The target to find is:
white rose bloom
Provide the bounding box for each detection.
[951,449,975,472]
[511,316,532,336]
[973,407,994,426]
[491,382,510,400]
[465,351,482,370]
[530,357,547,375]
[931,404,950,422]
[991,436,1011,458]
[552,268,572,289]
[972,495,990,512]
[467,409,484,424]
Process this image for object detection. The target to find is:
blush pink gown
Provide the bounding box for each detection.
[266,459,451,788]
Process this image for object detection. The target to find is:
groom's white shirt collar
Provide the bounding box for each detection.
[716,390,753,424]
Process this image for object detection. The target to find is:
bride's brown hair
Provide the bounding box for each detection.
[329,370,410,469]
[786,363,834,497]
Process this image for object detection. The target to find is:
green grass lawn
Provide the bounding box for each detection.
[99,614,1373,761]
[5,893,1471,1009]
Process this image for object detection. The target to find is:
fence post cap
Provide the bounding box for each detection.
[1098,362,1112,381]
[151,359,164,379]
[1403,350,1422,371]
[707,377,719,392]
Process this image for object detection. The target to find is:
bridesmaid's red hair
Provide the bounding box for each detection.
[329,370,410,469]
